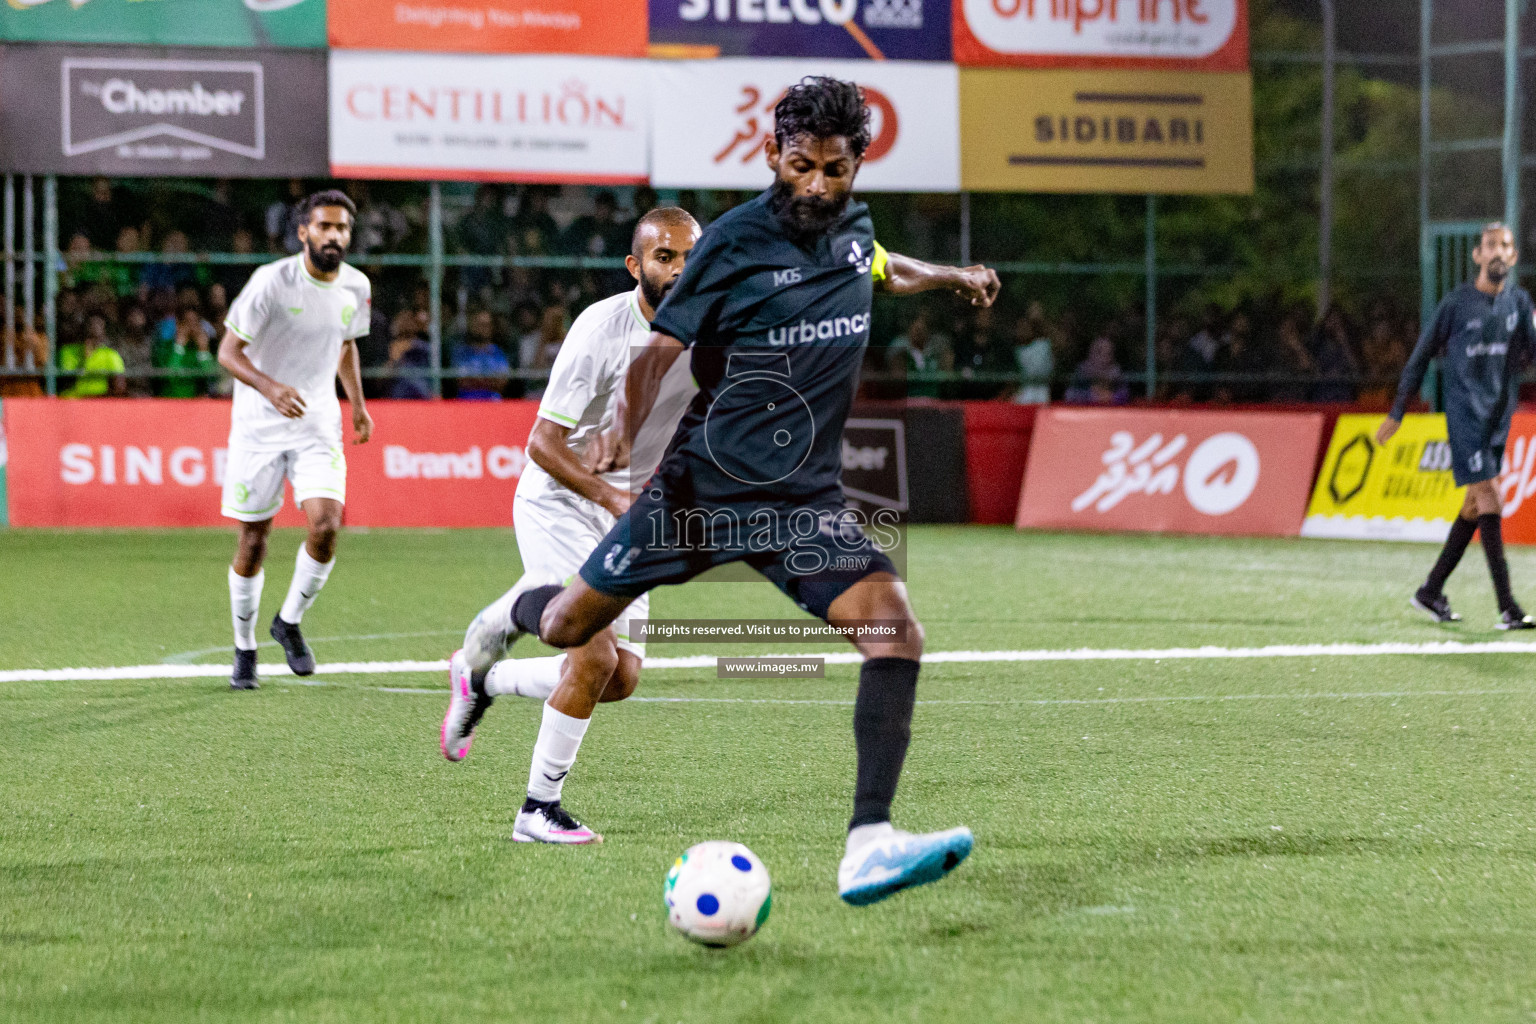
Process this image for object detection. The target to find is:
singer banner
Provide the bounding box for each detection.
[2,398,540,528]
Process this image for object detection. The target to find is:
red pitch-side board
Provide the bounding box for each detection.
[3,398,539,528]
[1016,407,1324,537]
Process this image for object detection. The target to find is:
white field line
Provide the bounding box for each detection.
[8,639,1536,684]
[161,629,461,665]
[86,684,1536,707]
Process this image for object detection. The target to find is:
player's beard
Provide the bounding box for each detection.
[639,267,677,312]
[307,238,346,274]
[1486,258,1510,284]
[768,177,849,246]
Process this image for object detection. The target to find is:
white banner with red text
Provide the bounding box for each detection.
[2,398,539,528]
[648,57,960,191]
[327,49,650,183]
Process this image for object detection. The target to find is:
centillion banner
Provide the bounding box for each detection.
[1302,414,1462,542]
[959,67,1253,194]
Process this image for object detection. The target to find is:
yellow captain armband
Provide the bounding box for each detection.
[870,240,889,283]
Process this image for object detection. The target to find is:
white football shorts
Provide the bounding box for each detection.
[514,489,648,658]
[220,440,347,522]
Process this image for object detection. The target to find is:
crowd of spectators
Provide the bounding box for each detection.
[0,178,684,400]
[869,295,1422,408]
[1,177,1427,408]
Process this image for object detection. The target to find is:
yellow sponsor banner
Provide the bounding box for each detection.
[1301,414,1463,542]
[959,68,1254,194]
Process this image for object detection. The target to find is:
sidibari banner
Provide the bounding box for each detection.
[0,44,330,177]
[650,57,958,190]
[954,0,1248,71]
[0,0,326,48]
[1015,408,1323,537]
[1303,412,1536,545]
[2,398,541,528]
[328,50,649,183]
[959,67,1253,194]
[647,0,951,61]
[328,0,646,57]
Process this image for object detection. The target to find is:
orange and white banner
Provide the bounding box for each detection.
[328,50,649,183]
[649,58,960,191]
[328,0,646,57]
[1015,408,1323,537]
[1501,413,1536,544]
[3,398,539,528]
[954,0,1249,71]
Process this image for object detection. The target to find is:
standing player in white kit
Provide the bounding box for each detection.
[440,207,700,845]
[216,190,374,690]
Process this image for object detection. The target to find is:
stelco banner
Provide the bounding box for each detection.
[650,58,959,190]
[1302,412,1536,545]
[328,50,649,183]
[0,44,330,177]
[328,0,646,57]
[0,0,326,48]
[1015,408,1323,537]
[959,67,1253,194]
[2,398,540,528]
[954,0,1248,70]
[647,0,951,61]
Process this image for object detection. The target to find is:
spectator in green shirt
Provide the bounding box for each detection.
[152,308,217,397]
[59,314,127,398]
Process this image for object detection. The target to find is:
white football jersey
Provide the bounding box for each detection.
[517,287,697,504]
[224,254,371,452]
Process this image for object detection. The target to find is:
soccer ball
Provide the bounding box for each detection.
[664,841,772,947]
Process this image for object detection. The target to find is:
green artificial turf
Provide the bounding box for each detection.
[5,526,1536,1022]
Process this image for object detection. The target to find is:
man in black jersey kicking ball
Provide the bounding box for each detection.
[1380,220,1535,629]
[445,77,999,905]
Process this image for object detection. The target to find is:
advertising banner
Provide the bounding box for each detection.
[1301,414,1460,543]
[1016,408,1323,537]
[328,50,649,183]
[0,399,8,529]
[2,398,540,528]
[1303,412,1536,545]
[647,0,950,61]
[954,0,1248,71]
[328,0,646,57]
[1499,414,1536,545]
[842,417,908,511]
[0,0,326,49]
[959,67,1252,194]
[0,44,329,177]
[650,58,959,190]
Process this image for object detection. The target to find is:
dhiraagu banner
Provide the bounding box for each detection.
[1301,414,1462,543]
[0,0,327,48]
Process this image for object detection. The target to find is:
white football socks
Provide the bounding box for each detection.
[525,702,590,803]
[486,655,565,699]
[228,567,264,651]
[279,546,334,624]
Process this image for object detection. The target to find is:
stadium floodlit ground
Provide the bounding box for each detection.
[6,524,1536,1022]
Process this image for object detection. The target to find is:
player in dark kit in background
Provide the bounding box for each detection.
[1379,221,1536,629]
[446,77,1000,905]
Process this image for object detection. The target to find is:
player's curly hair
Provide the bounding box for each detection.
[773,76,872,159]
[297,188,357,224]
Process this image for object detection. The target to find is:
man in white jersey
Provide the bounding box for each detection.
[440,208,700,844]
[216,189,374,690]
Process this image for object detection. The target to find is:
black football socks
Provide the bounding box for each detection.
[1424,514,1477,597]
[512,584,564,637]
[850,657,921,831]
[1479,513,1517,612]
